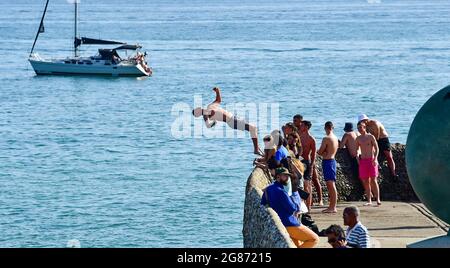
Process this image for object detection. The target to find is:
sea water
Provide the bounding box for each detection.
[0,0,449,247]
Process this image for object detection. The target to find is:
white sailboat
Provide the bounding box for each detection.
[29,0,152,77]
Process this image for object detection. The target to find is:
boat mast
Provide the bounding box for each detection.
[74,1,78,57]
[30,0,50,57]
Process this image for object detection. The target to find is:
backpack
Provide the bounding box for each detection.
[301,213,320,234]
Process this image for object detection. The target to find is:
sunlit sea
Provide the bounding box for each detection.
[0,0,449,247]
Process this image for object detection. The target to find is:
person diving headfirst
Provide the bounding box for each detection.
[192,87,262,155]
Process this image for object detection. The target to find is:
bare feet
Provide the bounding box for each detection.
[318,201,324,206]
[322,208,337,213]
[364,202,372,206]
[375,201,381,206]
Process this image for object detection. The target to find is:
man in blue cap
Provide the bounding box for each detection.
[339,122,359,179]
[261,167,319,248]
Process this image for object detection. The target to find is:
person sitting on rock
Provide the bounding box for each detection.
[271,130,290,169]
[192,87,262,155]
[254,135,278,178]
[343,206,371,248]
[261,167,319,248]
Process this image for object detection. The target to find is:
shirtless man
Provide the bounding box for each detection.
[339,122,359,180]
[358,114,397,178]
[299,121,322,210]
[356,121,381,206]
[317,121,339,213]
[192,87,262,155]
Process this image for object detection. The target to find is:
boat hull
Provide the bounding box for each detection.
[29,59,151,77]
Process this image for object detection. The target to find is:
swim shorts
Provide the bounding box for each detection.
[359,157,378,179]
[226,116,249,131]
[322,159,336,182]
[301,159,312,181]
[377,137,391,152]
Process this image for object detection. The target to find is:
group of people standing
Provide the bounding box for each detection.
[275,113,398,210]
[255,113,397,248]
[341,114,399,206]
[192,87,398,248]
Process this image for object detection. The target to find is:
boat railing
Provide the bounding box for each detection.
[29,53,44,61]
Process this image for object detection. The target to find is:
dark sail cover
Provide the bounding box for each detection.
[75,37,125,48]
[114,44,142,50]
[39,22,45,33]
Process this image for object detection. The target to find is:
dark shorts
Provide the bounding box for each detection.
[377,137,391,152]
[301,159,312,181]
[322,159,337,182]
[226,116,250,131]
[350,156,359,179]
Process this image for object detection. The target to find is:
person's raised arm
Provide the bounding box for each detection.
[371,135,379,160]
[297,143,303,158]
[355,137,361,154]
[212,87,222,104]
[317,138,327,157]
[311,138,317,164]
[373,121,381,140]
[339,134,347,149]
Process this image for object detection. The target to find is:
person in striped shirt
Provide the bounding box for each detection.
[343,206,371,248]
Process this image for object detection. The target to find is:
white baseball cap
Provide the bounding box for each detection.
[263,135,276,150]
[358,114,369,122]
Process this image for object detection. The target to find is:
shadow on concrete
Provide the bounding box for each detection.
[369,226,437,231]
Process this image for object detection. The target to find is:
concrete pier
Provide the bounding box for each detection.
[310,202,449,248]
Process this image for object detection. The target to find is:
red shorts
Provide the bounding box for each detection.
[359,158,378,179]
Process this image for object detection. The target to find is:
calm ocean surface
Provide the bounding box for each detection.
[1,0,449,247]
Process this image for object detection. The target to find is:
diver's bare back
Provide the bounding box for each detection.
[367,120,389,139]
[322,135,339,159]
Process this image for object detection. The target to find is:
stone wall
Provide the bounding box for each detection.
[242,167,296,248]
